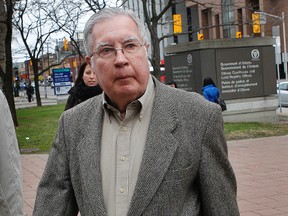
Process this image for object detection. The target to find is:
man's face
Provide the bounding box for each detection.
[87,15,150,108]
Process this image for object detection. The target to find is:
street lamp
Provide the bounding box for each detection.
[255,11,287,79]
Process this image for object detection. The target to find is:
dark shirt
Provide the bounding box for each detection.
[26,85,34,95]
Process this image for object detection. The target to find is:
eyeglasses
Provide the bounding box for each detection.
[90,41,145,59]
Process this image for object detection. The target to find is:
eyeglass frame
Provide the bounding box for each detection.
[89,40,146,59]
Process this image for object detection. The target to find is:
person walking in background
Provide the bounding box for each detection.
[33,8,239,216]
[64,62,102,110]
[0,91,24,216]
[26,81,34,102]
[202,76,220,103]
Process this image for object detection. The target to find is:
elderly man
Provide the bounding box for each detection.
[33,8,239,216]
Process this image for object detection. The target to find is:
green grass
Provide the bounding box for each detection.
[15,104,288,154]
[16,104,65,153]
[224,122,288,140]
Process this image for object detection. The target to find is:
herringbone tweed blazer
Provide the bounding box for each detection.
[33,77,239,216]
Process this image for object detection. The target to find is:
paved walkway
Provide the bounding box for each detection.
[14,94,68,109]
[21,135,288,216]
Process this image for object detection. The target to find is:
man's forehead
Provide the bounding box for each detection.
[93,14,135,27]
[90,15,141,47]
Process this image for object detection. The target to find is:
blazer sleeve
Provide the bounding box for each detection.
[33,114,79,216]
[199,107,239,215]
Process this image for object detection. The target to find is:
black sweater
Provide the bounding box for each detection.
[64,82,102,111]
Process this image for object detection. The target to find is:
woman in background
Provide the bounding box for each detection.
[202,77,220,103]
[65,62,102,110]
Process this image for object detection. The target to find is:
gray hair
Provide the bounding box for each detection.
[83,7,147,56]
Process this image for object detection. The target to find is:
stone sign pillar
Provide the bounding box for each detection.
[164,38,279,122]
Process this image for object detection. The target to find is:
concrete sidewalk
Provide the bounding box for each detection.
[14,93,68,109]
[21,135,288,216]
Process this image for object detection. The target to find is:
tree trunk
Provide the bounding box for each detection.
[2,0,19,126]
[32,62,42,106]
[34,71,42,106]
[150,21,161,79]
[0,0,6,84]
[150,38,161,79]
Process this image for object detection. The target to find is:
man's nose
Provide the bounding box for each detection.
[114,49,129,66]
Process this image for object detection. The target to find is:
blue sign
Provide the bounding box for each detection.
[52,68,72,95]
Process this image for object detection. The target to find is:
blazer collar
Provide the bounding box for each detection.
[127,77,180,216]
[78,97,107,216]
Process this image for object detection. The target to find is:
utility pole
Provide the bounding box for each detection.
[282,12,287,79]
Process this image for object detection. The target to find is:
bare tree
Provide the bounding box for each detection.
[83,0,107,12]
[13,0,73,106]
[0,0,19,126]
[45,0,117,61]
[43,0,85,60]
[141,0,176,78]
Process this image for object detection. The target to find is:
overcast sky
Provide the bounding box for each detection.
[12,0,119,63]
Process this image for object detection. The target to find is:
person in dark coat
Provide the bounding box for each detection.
[26,81,34,102]
[64,62,102,110]
[202,77,220,103]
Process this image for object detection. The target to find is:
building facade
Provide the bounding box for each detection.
[123,0,288,77]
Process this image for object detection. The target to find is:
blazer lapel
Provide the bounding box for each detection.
[77,99,107,216]
[127,81,180,216]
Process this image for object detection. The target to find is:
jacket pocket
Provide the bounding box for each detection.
[163,164,196,182]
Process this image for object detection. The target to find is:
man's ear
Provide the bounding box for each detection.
[145,43,150,49]
[145,43,150,57]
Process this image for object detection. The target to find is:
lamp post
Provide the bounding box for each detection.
[255,11,287,79]
[282,12,287,80]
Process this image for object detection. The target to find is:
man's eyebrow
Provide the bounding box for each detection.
[95,42,112,51]
[95,37,141,50]
[123,36,139,43]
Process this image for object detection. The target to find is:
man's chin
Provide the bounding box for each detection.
[116,86,140,97]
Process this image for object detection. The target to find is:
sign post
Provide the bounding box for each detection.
[282,12,287,79]
[52,68,72,96]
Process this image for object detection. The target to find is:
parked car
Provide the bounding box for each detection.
[277,81,288,107]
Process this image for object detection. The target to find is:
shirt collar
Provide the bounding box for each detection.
[102,75,155,122]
